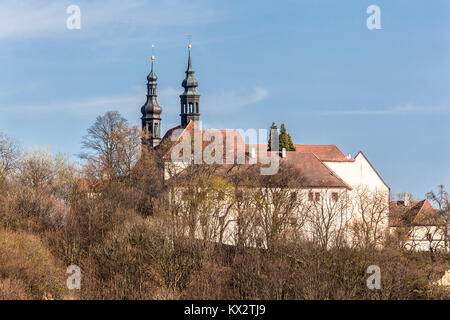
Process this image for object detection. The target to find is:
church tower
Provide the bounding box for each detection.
[180,44,200,128]
[141,54,162,148]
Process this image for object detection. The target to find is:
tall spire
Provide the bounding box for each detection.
[180,43,200,127]
[141,46,163,148]
[186,44,194,72]
[182,43,199,95]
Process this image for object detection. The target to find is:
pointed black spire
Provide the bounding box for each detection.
[147,59,157,82]
[180,44,200,127]
[141,53,162,148]
[187,49,193,72]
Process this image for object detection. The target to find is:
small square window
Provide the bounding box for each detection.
[315,192,320,201]
[331,192,339,201]
[308,192,314,201]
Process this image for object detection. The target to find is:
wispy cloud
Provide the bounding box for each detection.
[1,93,139,116]
[0,85,185,118]
[0,85,269,121]
[203,87,269,114]
[318,104,450,116]
[0,0,222,40]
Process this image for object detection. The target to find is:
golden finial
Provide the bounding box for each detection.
[151,44,155,60]
[186,34,192,49]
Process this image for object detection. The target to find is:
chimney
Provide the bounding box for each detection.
[346,153,352,159]
[281,148,286,158]
[250,147,256,159]
[404,193,411,206]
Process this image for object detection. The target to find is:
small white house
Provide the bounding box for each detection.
[389,195,446,251]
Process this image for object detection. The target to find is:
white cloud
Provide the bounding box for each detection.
[318,104,450,116]
[0,0,222,39]
[203,87,269,114]
[1,92,142,116]
[0,86,269,121]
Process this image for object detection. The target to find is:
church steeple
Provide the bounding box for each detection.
[141,51,162,148]
[180,44,200,128]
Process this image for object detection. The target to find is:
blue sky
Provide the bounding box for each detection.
[0,0,449,199]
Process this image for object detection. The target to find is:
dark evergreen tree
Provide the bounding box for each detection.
[287,133,296,151]
[279,123,296,151]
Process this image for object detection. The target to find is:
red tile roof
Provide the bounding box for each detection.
[293,144,354,162]
[389,199,443,227]
[161,123,351,189]
[281,152,352,189]
[161,121,245,161]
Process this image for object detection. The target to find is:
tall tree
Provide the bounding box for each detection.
[80,111,142,179]
[427,185,449,252]
[287,133,296,151]
[279,124,296,151]
[0,132,20,178]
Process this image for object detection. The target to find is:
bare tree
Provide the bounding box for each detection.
[80,111,141,179]
[0,132,20,178]
[305,188,350,249]
[251,164,307,251]
[427,185,449,252]
[351,186,389,249]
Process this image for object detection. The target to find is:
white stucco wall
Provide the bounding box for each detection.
[324,152,389,193]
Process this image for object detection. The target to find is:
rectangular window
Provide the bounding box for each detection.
[315,192,320,201]
[331,192,339,201]
[308,192,314,201]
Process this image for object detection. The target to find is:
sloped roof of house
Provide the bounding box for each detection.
[161,122,351,189]
[280,152,352,189]
[389,199,444,227]
[293,144,354,162]
[160,121,245,161]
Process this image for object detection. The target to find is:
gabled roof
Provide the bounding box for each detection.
[241,145,352,189]
[281,152,352,189]
[160,121,245,161]
[294,144,354,162]
[389,199,444,227]
[354,151,390,190]
[162,127,351,190]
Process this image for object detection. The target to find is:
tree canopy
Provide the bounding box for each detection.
[268,123,296,151]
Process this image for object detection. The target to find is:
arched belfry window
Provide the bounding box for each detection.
[154,122,159,137]
[195,102,199,113]
[148,123,153,137]
[189,103,193,113]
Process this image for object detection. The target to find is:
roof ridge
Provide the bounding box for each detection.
[308,152,353,190]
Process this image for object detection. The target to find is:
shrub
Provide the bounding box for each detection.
[0,229,67,299]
